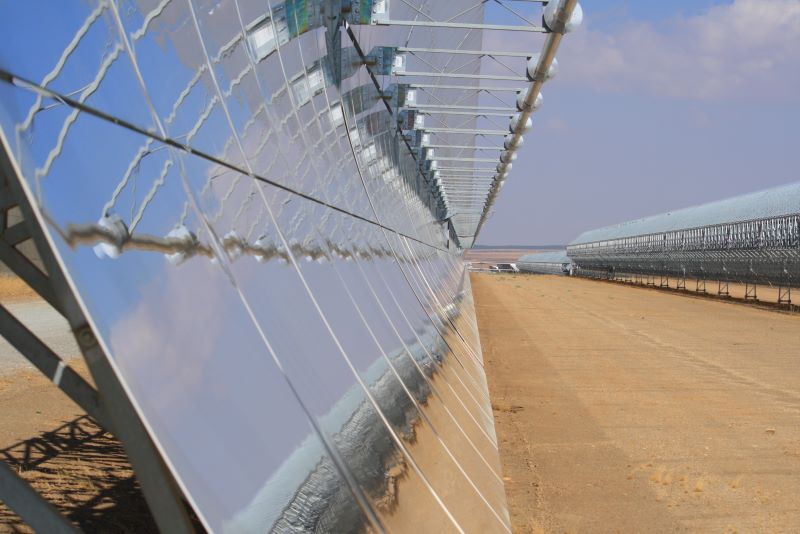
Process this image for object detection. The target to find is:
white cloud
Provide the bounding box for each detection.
[557,0,800,100]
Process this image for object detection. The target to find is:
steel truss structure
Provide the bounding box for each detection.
[356,0,583,247]
[567,184,800,291]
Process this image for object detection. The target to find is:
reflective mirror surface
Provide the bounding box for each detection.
[0,1,510,531]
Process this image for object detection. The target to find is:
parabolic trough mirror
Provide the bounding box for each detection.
[0,0,582,531]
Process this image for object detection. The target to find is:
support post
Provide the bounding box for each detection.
[695,278,706,293]
[718,280,730,296]
[778,286,791,305]
[744,282,758,300]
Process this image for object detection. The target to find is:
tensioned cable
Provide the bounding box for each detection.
[0,69,453,256]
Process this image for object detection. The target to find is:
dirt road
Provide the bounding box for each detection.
[0,275,81,376]
[0,300,81,376]
[473,273,800,533]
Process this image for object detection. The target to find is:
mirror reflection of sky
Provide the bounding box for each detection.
[0,1,512,531]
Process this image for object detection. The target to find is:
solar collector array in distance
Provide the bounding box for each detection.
[517,250,571,275]
[567,183,800,286]
[0,0,513,531]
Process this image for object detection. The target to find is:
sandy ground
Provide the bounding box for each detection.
[0,360,157,533]
[0,373,158,533]
[0,299,82,376]
[473,273,800,534]
[0,274,82,376]
[0,276,39,302]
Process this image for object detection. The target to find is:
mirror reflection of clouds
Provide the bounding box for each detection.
[0,0,516,532]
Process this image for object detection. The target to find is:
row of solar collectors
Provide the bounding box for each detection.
[517,251,571,276]
[371,7,488,247]
[0,0,509,532]
[567,184,800,286]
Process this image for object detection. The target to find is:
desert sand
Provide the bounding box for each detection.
[473,272,800,533]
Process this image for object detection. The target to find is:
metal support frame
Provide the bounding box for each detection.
[436,168,497,173]
[676,277,686,291]
[660,275,669,288]
[417,109,514,118]
[443,191,491,198]
[424,127,508,135]
[437,168,496,173]
[348,1,582,240]
[374,19,546,32]
[397,47,532,58]
[567,214,800,287]
[695,278,706,293]
[435,157,502,162]
[718,280,730,296]
[410,103,515,112]
[0,149,196,533]
[424,144,504,151]
[442,185,493,191]
[438,175,496,180]
[396,71,527,82]
[744,282,758,300]
[778,286,792,305]
[476,0,579,238]
[407,83,521,92]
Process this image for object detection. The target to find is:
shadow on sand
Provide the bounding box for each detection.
[0,415,158,533]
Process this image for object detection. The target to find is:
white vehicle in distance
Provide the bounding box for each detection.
[494,263,520,273]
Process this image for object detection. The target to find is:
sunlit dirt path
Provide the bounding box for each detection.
[473,273,800,534]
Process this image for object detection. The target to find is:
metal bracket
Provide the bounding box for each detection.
[366,46,399,76]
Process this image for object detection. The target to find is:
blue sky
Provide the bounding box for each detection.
[478,0,800,246]
[578,0,732,31]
